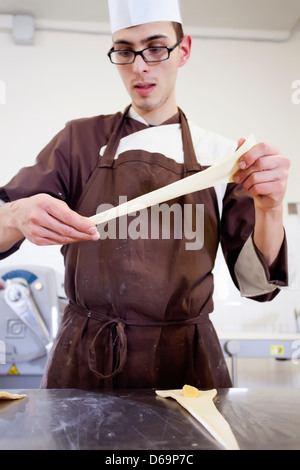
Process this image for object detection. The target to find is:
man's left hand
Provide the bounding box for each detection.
[233,138,290,211]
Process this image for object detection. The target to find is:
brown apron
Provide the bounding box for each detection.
[41,106,232,390]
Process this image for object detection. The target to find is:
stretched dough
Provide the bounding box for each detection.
[0,391,26,400]
[89,135,256,226]
[156,388,239,450]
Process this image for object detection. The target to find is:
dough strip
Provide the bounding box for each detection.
[89,134,256,226]
[156,389,239,450]
[0,391,26,400]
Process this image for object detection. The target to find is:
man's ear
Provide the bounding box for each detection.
[178,35,192,67]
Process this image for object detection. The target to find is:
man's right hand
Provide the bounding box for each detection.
[0,193,100,252]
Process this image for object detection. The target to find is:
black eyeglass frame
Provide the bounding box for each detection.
[107,38,182,65]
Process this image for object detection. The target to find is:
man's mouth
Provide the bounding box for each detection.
[134,83,156,96]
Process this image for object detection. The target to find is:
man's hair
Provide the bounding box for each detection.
[172,22,184,41]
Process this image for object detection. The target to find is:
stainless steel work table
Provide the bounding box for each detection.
[0,388,300,450]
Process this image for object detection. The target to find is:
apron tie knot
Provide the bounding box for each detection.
[88,318,127,380]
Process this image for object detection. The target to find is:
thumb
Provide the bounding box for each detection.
[237,137,246,149]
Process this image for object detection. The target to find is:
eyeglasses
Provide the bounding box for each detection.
[107,39,182,65]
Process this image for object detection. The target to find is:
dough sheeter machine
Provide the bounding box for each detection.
[0,266,66,388]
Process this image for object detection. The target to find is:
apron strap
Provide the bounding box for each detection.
[98,105,132,168]
[178,107,202,173]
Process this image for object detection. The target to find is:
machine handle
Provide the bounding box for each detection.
[3,281,52,349]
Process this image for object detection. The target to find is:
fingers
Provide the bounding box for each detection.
[233,142,290,185]
[15,194,100,246]
[237,142,280,170]
[233,141,290,208]
[40,200,100,243]
[234,155,281,186]
[27,216,99,246]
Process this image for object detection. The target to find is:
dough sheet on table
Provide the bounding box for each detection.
[156,388,239,450]
[0,391,26,400]
[89,135,256,226]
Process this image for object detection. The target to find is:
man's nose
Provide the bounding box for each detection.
[132,54,149,73]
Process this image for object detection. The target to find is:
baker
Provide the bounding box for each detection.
[0,0,291,389]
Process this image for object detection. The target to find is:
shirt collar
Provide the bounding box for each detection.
[127,106,180,127]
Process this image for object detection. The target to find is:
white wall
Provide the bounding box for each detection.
[0,25,300,336]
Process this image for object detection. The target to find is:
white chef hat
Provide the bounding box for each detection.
[108,0,182,34]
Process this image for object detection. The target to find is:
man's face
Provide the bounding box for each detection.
[111,21,190,123]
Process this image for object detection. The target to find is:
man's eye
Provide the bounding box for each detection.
[149,47,163,55]
[116,50,132,57]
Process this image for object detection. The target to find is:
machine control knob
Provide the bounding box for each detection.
[225,340,241,356]
[7,285,22,302]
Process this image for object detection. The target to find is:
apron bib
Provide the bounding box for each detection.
[41,107,232,390]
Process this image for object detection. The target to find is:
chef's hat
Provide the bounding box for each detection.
[108,0,182,34]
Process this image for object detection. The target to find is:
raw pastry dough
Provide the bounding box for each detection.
[89,135,256,226]
[156,388,239,450]
[0,391,26,400]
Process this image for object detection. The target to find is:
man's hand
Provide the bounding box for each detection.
[233,139,290,211]
[233,139,290,268]
[4,193,100,248]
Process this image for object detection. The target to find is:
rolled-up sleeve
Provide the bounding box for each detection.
[234,233,288,299]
